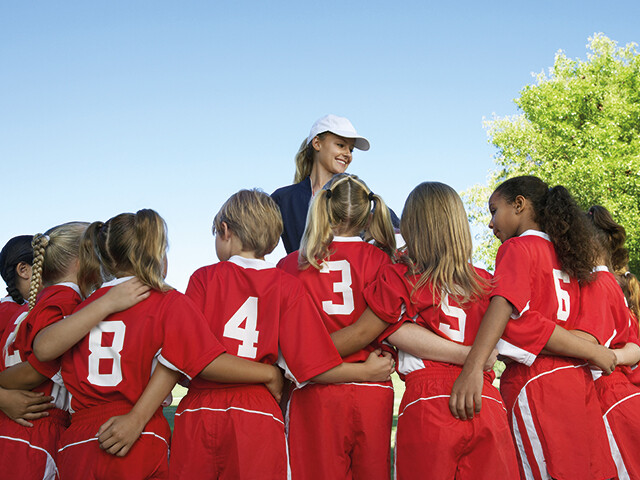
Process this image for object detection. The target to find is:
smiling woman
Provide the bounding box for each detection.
[271,114,372,254]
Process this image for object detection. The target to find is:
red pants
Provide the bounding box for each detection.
[395,366,518,480]
[170,385,286,480]
[595,370,640,480]
[500,356,616,480]
[287,380,394,480]
[57,401,170,480]
[0,407,68,480]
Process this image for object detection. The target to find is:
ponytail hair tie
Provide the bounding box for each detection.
[626,271,632,277]
[368,191,375,201]
[325,189,332,199]
[43,234,50,242]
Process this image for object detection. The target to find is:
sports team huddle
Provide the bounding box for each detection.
[0,115,639,480]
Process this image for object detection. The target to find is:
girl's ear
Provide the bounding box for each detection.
[513,195,526,214]
[219,222,230,240]
[311,136,322,152]
[15,261,31,280]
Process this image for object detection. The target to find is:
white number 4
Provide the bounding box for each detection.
[224,296,259,359]
[553,269,571,322]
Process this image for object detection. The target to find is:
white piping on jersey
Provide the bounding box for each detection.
[510,301,530,319]
[0,434,59,479]
[228,255,275,270]
[330,382,394,390]
[332,236,364,243]
[603,413,631,479]
[175,406,285,426]
[58,431,169,453]
[592,329,618,381]
[496,337,536,366]
[510,361,590,480]
[54,281,81,297]
[398,394,506,418]
[519,230,551,242]
[511,413,540,480]
[100,276,135,288]
[157,354,192,381]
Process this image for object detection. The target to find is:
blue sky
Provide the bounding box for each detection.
[1,1,639,293]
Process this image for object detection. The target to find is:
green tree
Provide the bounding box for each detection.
[467,34,640,272]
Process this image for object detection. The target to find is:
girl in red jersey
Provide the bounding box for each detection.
[451,176,618,480]
[33,209,284,480]
[0,223,88,480]
[170,189,393,480]
[567,205,640,478]
[355,181,519,480]
[277,173,398,480]
[0,234,57,427]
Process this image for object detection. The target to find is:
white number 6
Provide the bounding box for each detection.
[552,269,571,322]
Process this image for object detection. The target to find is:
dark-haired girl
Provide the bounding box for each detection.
[0,235,33,335]
[451,176,617,480]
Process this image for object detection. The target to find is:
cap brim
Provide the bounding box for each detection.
[329,129,370,151]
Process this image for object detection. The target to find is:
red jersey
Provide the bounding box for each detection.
[627,312,640,385]
[61,277,225,412]
[492,230,574,365]
[186,255,342,388]
[278,237,392,363]
[571,267,634,349]
[364,262,494,376]
[0,296,25,336]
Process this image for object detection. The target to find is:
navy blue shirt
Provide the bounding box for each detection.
[272,177,400,254]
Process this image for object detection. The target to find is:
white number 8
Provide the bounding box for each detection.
[87,321,126,387]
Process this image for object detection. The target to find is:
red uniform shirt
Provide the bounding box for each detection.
[0,296,25,337]
[186,256,342,388]
[492,230,574,365]
[61,277,225,412]
[364,262,494,376]
[278,237,392,363]
[1,284,80,409]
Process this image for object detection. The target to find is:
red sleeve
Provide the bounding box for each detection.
[492,240,532,314]
[157,292,226,380]
[278,282,342,383]
[628,313,640,347]
[363,264,411,325]
[499,309,556,365]
[570,279,613,345]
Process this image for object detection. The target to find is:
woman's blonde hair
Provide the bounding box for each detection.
[28,222,89,310]
[78,209,171,297]
[400,182,489,305]
[293,133,328,184]
[213,189,283,258]
[299,173,396,270]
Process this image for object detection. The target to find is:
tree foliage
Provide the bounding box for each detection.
[466,34,640,272]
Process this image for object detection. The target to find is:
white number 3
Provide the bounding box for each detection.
[552,269,571,322]
[224,297,259,359]
[321,260,355,315]
[87,321,126,387]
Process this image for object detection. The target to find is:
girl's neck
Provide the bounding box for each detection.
[309,166,333,196]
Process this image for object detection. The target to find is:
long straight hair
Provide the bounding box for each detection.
[400,182,489,304]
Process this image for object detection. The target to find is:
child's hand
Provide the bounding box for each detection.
[96,412,146,457]
[101,278,151,314]
[449,366,483,420]
[265,366,284,403]
[0,390,54,427]
[484,349,499,371]
[363,349,394,382]
[589,345,617,375]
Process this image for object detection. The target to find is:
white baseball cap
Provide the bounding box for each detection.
[306,114,370,151]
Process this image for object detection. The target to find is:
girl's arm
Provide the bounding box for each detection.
[450,295,513,420]
[388,323,498,370]
[310,350,394,383]
[34,278,150,362]
[97,364,179,457]
[0,387,54,427]
[199,353,284,403]
[0,361,48,390]
[329,308,390,357]
[613,343,640,366]
[544,325,616,373]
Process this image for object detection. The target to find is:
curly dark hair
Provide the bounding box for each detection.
[494,176,597,282]
[0,235,33,304]
[586,205,628,273]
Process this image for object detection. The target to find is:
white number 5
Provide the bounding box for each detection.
[439,293,466,343]
[553,269,571,322]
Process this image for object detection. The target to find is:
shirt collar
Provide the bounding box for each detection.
[228,256,274,271]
